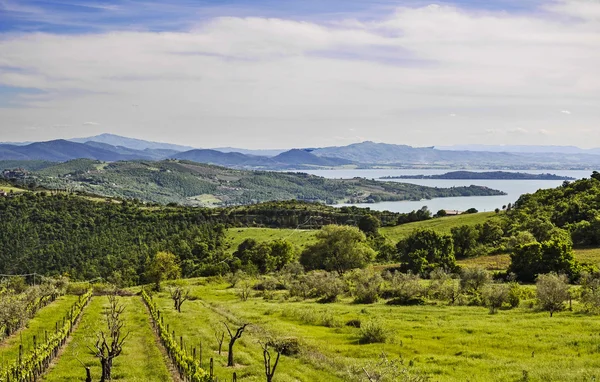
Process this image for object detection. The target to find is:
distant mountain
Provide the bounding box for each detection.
[381,171,576,180]
[170,149,278,168]
[312,141,600,168]
[211,147,286,157]
[70,133,194,152]
[435,144,600,155]
[0,140,137,162]
[272,149,353,167]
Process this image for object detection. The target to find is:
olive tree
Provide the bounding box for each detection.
[536,273,570,317]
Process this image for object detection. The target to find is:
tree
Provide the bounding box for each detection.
[358,215,381,237]
[478,220,504,245]
[146,251,181,291]
[344,268,383,304]
[396,229,456,274]
[508,231,578,282]
[482,283,509,314]
[536,273,570,317]
[260,341,282,382]
[300,225,375,274]
[214,328,225,355]
[580,271,600,314]
[451,225,479,258]
[169,286,191,313]
[89,295,129,381]
[223,322,249,367]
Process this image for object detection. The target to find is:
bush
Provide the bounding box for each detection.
[482,283,509,314]
[460,267,490,293]
[384,271,424,304]
[267,337,301,356]
[345,268,383,304]
[507,282,522,308]
[536,273,570,317]
[304,271,346,303]
[359,321,388,344]
[345,319,361,328]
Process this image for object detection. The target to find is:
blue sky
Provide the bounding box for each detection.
[1,0,599,148]
[0,0,548,33]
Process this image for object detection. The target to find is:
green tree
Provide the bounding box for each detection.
[451,225,479,258]
[300,225,375,274]
[536,273,570,317]
[508,230,578,282]
[396,229,456,274]
[146,251,181,291]
[358,215,381,237]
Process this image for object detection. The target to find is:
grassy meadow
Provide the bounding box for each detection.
[148,279,600,382]
[43,296,172,382]
[224,212,497,255]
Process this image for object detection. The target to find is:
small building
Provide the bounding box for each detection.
[444,209,462,215]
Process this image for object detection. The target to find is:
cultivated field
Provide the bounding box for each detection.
[43,296,171,382]
[145,278,600,382]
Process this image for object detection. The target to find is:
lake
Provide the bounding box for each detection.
[302,169,593,214]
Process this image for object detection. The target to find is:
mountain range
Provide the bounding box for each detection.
[2,134,600,170]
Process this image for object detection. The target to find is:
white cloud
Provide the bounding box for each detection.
[0,1,599,148]
[83,121,100,126]
[561,110,572,114]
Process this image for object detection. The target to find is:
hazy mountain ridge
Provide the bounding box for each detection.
[3,135,600,169]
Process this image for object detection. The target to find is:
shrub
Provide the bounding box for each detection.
[267,337,301,356]
[579,271,600,314]
[460,267,490,293]
[345,319,361,328]
[345,268,383,304]
[385,272,424,305]
[536,273,570,317]
[304,271,346,303]
[359,320,388,344]
[507,282,522,308]
[482,283,509,314]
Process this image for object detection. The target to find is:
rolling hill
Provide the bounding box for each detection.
[69,133,194,152]
[22,159,505,206]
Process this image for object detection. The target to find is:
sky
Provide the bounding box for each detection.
[0,0,599,149]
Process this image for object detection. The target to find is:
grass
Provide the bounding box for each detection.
[225,227,319,255]
[380,212,496,242]
[43,296,172,382]
[574,248,600,265]
[224,212,496,254]
[0,185,25,193]
[155,278,600,382]
[149,281,344,382]
[458,248,600,272]
[0,295,79,362]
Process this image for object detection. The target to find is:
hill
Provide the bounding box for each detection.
[19,159,505,206]
[170,149,278,168]
[69,133,194,152]
[271,149,353,167]
[313,141,600,168]
[381,171,575,180]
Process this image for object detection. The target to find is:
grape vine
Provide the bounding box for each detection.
[0,290,92,382]
[142,289,212,382]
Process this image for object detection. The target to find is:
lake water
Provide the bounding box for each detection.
[302,169,594,214]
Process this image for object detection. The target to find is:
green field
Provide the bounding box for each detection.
[0,295,79,362]
[380,212,496,242]
[43,296,172,382]
[0,185,25,193]
[225,212,497,254]
[144,279,600,382]
[225,228,319,255]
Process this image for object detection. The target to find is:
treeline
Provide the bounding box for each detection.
[0,193,226,285]
[0,194,439,285]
